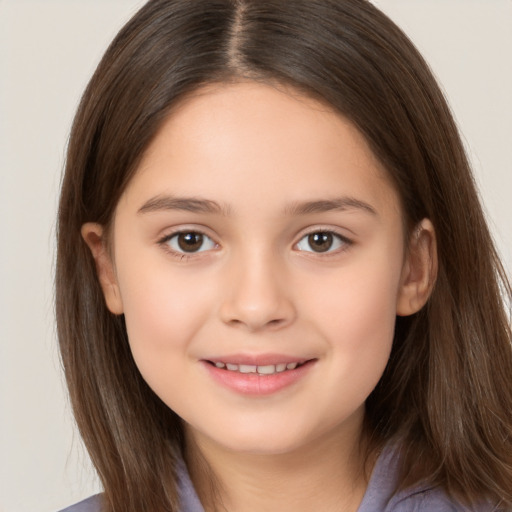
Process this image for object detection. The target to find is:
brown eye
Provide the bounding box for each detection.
[296,231,349,254]
[177,232,204,252]
[307,232,333,252]
[165,231,216,254]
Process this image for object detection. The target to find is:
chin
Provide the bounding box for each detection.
[194,418,323,457]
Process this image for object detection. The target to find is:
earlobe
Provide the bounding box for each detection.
[81,223,124,315]
[396,218,438,316]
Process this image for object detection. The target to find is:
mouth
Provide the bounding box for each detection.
[202,357,316,395]
[205,360,311,375]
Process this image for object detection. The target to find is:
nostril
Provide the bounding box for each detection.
[219,290,296,331]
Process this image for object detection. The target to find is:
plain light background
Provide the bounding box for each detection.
[0,1,510,511]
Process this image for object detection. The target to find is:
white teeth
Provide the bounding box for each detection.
[239,364,257,373]
[257,365,276,375]
[213,361,303,374]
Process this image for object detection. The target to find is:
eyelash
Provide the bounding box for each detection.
[295,229,353,255]
[158,228,353,260]
[158,230,218,260]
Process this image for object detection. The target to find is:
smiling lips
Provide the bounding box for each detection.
[210,361,304,375]
[203,358,315,395]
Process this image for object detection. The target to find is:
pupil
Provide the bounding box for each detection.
[308,232,333,252]
[178,232,203,252]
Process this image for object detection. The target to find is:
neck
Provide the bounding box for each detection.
[184,418,374,512]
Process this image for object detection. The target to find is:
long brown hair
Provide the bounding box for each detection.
[56,0,512,510]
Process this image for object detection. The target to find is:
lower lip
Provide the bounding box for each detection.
[202,360,316,396]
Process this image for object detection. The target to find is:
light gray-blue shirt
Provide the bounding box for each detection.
[59,445,494,511]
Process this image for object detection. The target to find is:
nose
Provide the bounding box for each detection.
[219,251,296,332]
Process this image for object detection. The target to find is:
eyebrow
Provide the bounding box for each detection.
[138,195,231,215]
[284,197,378,216]
[137,194,377,217]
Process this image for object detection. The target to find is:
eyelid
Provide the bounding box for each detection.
[294,227,354,254]
[157,222,218,239]
[155,225,353,259]
[157,226,219,258]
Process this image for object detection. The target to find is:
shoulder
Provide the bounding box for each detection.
[389,486,491,512]
[56,459,203,512]
[55,459,204,512]
[358,444,496,512]
[57,494,103,512]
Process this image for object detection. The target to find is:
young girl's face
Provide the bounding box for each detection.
[85,81,432,457]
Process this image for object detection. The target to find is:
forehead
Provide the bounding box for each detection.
[120,81,399,216]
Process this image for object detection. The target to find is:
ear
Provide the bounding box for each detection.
[396,218,438,316]
[81,223,124,315]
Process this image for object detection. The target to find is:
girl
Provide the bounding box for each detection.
[56,0,512,511]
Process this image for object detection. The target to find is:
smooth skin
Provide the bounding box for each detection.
[83,82,437,512]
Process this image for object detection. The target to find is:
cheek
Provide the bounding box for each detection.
[303,251,402,384]
[114,255,212,374]
[117,269,211,412]
[336,272,399,341]
[308,247,401,328]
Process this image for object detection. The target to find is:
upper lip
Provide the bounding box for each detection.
[203,353,314,366]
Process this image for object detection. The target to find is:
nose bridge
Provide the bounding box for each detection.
[219,243,295,331]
